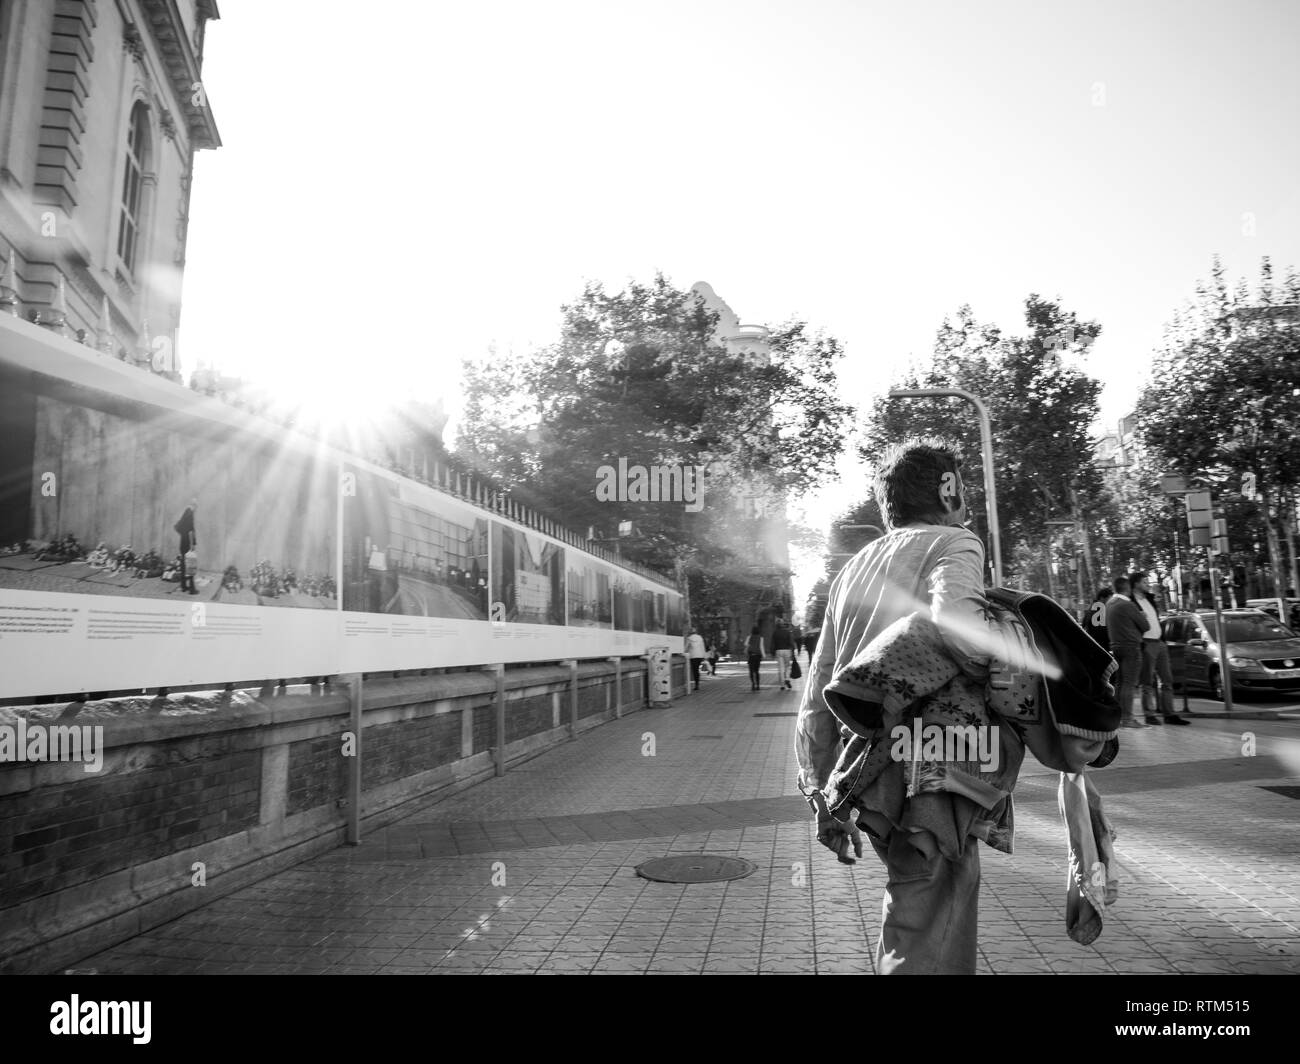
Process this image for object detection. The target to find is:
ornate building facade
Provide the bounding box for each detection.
[0,0,220,367]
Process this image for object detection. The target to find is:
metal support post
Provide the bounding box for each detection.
[608,656,622,719]
[344,672,363,845]
[566,659,578,739]
[488,663,506,776]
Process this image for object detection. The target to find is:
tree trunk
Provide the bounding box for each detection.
[1265,492,1287,599]
[676,552,691,641]
[1068,484,1096,595]
[1285,497,1300,596]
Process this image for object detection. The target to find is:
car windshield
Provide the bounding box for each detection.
[1203,614,1296,642]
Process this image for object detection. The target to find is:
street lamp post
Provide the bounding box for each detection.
[888,388,1003,586]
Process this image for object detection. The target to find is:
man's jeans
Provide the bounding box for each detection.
[775,649,792,684]
[689,658,704,688]
[869,827,980,974]
[1113,643,1142,721]
[1141,639,1175,717]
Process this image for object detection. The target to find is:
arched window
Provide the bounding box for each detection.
[116,103,149,273]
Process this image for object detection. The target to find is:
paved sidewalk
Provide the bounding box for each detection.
[75,660,1300,974]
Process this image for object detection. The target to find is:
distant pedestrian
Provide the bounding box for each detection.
[746,625,766,690]
[773,619,796,690]
[1131,572,1188,726]
[173,497,198,595]
[686,628,707,691]
[1106,576,1148,728]
[1081,587,1113,652]
[803,630,817,665]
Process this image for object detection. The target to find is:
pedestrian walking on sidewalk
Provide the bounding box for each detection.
[686,629,706,691]
[1132,572,1189,725]
[773,619,796,689]
[746,626,766,690]
[795,439,1004,974]
[1106,576,1148,728]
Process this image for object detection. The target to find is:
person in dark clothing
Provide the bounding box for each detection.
[1081,586,1113,652]
[745,625,766,690]
[1105,576,1148,727]
[174,498,198,595]
[804,631,817,665]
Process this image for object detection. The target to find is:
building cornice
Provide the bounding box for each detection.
[137,0,221,150]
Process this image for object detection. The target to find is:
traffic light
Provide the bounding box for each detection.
[1186,491,1212,547]
[1212,514,1229,555]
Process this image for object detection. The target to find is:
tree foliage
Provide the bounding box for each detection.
[456,273,855,575]
[1135,257,1300,598]
[858,295,1106,584]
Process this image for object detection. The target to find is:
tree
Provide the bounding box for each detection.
[1137,257,1300,598]
[858,296,1106,593]
[456,273,855,576]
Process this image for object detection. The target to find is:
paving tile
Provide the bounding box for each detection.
[57,674,1300,977]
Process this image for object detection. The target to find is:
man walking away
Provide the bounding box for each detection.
[1106,576,1148,728]
[773,619,796,690]
[1132,572,1189,725]
[795,438,999,975]
[746,625,765,690]
[686,628,706,691]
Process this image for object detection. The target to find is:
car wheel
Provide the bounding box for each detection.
[1209,667,1224,702]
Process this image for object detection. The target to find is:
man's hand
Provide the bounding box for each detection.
[807,790,863,864]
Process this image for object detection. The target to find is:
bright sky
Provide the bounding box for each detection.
[181,0,1300,611]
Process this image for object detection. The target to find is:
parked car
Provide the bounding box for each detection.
[1160,608,1300,700]
[1245,597,1300,629]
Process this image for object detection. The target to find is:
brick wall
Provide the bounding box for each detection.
[578,678,608,719]
[505,693,553,743]
[361,710,463,791]
[0,655,683,973]
[0,742,260,910]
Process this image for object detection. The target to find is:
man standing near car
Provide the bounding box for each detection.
[1132,572,1189,725]
[1106,576,1149,728]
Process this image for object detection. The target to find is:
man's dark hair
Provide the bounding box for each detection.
[1128,571,1149,591]
[872,438,964,529]
[1113,576,1130,594]
[1096,587,1114,601]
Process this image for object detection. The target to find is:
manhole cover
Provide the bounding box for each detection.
[1259,785,1300,800]
[754,712,797,717]
[688,734,725,740]
[635,855,758,883]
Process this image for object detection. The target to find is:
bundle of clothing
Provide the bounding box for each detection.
[818,588,1122,945]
